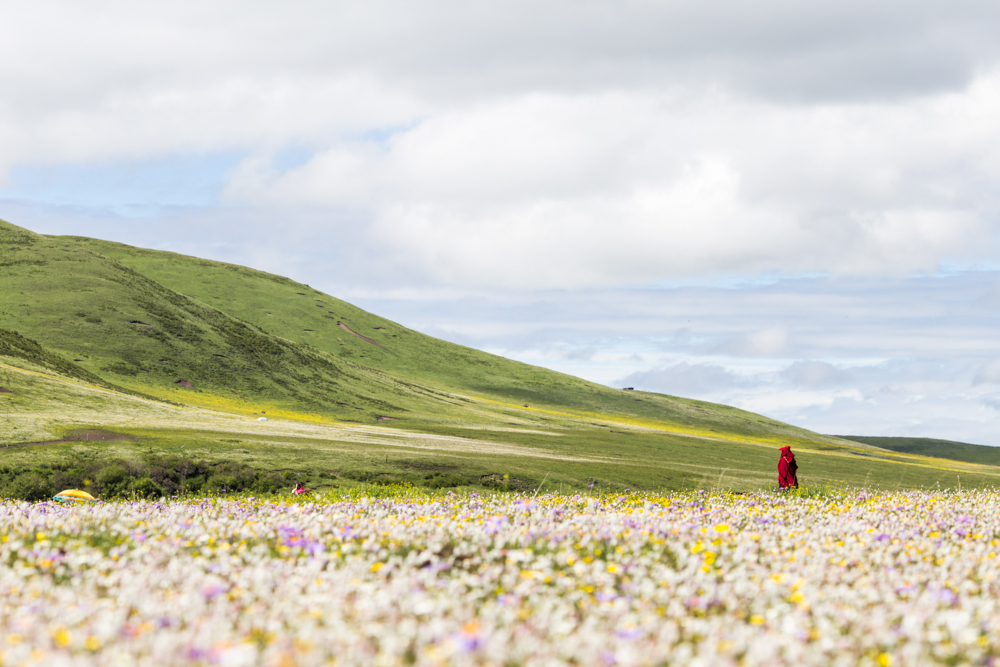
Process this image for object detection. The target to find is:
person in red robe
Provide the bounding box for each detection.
[778,446,798,489]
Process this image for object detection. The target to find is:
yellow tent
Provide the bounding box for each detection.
[53,489,97,504]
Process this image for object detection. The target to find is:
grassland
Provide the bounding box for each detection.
[4,217,1000,495]
[836,435,1000,466]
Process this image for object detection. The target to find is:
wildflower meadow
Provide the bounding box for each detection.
[2,488,1000,666]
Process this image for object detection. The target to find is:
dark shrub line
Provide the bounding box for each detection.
[0,457,285,501]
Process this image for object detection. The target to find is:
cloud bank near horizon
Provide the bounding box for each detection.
[357,272,1000,445]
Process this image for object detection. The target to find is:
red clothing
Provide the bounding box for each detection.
[778,446,798,488]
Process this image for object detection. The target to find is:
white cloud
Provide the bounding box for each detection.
[2,1,1000,290]
[0,73,425,171]
[714,327,793,358]
[620,362,746,396]
[215,75,1000,288]
[782,361,845,387]
[973,360,1000,385]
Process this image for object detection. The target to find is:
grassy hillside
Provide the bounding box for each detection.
[1,218,840,439]
[836,436,1000,467]
[5,217,999,494]
[65,233,811,435]
[0,220,463,423]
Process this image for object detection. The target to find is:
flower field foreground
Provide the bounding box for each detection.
[3,490,1000,667]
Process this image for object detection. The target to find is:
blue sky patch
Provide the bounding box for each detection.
[0,152,244,215]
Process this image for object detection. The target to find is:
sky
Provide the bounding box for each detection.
[3,0,1000,443]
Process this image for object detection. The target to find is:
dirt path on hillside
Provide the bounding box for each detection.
[338,322,387,350]
[1,429,137,449]
[1,439,69,449]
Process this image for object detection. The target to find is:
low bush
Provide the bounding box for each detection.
[4,473,54,501]
[133,477,163,499]
[96,464,130,498]
[251,477,276,494]
[0,456,282,501]
[424,472,466,489]
[205,475,240,494]
[479,473,532,492]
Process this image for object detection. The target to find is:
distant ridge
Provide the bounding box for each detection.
[835,435,1000,467]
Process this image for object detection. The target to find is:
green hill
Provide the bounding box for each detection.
[59,232,816,434]
[4,217,1000,494]
[835,436,1000,467]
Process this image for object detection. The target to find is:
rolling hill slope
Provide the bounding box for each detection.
[65,232,806,434]
[836,436,1000,467]
[4,217,999,492]
[2,218,836,438]
[0,219,454,421]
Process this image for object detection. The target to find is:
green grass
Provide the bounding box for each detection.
[4,216,1000,494]
[835,435,1000,467]
[5,345,1000,494]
